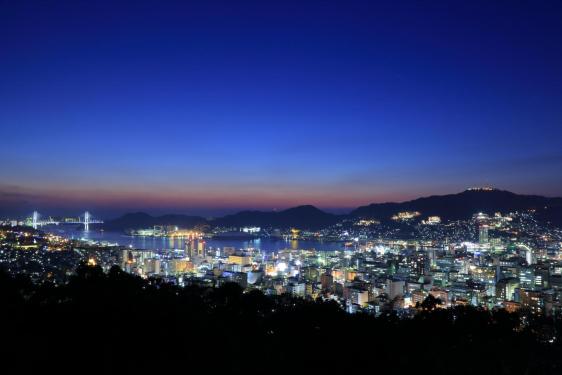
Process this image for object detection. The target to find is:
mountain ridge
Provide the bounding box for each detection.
[212,205,344,230]
[102,212,207,231]
[103,189,562,230]
[351,189,562,224]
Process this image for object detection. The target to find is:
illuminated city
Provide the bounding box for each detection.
[1,1,562,374]
[2,194,562,317]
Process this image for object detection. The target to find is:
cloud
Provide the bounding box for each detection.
[0,186,30,200]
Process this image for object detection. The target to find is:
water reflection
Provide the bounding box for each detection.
[45,226,346,252]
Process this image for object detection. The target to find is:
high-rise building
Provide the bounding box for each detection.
[411,289,428,306]
[414,252,430,276]
[479,225,489,244]
[525,248,534,265]
[228,254,251,265]
[185,237,196,259]
[496,278,519,301]
[168,259,193,275]
[349,288,369,307]
[197,240,206,257]
[143,259,161,275]
[320,272,333,290]
[386,279,405,300]
[517,289,544,315]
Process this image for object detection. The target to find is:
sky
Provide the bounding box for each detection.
[1,0,561,218]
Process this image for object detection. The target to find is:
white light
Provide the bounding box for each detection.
[276,262,288,273]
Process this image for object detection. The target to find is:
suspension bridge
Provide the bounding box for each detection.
[30,211,103,231]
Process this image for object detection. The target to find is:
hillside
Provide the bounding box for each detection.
[103,212,207,231]
[103,190,562,231]
[352,189,562,223]
[211,205,342,230]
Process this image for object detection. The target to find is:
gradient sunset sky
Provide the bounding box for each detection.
[1,0,561,218]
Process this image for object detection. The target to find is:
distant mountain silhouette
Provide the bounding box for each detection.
[104,190,562,231]
[104,206,341,231]
[352,189,562,224]
[211,205,342,230]
[103,212,207,231]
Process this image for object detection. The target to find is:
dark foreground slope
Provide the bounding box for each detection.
[1,266,561,375]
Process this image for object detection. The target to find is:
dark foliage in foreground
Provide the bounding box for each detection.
[1,265,561,375]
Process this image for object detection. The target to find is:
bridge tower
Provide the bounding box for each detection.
[84,211,90,231]
[32,211,39,230]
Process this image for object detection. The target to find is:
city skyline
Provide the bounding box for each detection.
[2,2,562,372]
[1,0,561,216]
[1,185,560,220]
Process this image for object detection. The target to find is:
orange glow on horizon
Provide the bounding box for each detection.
[0,184,419,212]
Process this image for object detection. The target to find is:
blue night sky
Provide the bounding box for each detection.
[1,0,561,218]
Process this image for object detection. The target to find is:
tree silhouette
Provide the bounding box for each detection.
[420,294,443,311]
[0,265,561,375]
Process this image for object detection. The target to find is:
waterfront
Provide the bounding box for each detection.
[44,225,350,252]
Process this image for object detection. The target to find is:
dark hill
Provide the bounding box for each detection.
[103,190,562,231]
[104,206,341,231]
[211,205,342,230]
[103,212,207,231]
[351,189,562,223]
